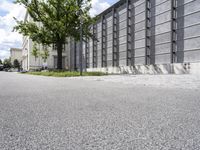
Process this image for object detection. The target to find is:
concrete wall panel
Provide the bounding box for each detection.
[107,60,112,66]
[107,47,112,54]
[118,5,127,15]
[119,51,126,59]
[153,22,171,35]
[107,53,112,60]
[119,43,126,52]
[107,20,113,28]
[107,26,113,34]
[97,57,101,68]
[181,11,200,27]
[107,41,113,48]
[177,0,194,7]
[177,0,200,17]
[134,0,145,7]
[119,12,127,22]
[135,30,145,40]
[135,57,145,65]
[152,11,171,26]
[135,48,145,57]
[119,21,127,29]
[184,50,200,62]
[135,2,145,15]
[155,43,171,55]
[152,1,171,15]
[135,39,145,49]
[119,36,127,45]
[119,28,127,37]
[135,21,145,32]
[135,12,145,23]
[183,37,200,51]
[105,13,113,21]
[151,0,167,6]
[97,22,102,32]
[107,34,113,41]
[155,54,171,64]
[155,32,171,45]
[119,59,126,66]
[177,24,200,41]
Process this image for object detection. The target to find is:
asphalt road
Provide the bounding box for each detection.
[0,72,200,150]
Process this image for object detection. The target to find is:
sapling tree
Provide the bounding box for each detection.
[31,43,40,70]
[40,46,49,69]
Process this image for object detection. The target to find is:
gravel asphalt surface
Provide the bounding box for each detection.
[0,72,200,150]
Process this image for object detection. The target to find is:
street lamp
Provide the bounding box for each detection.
[79,11,83,76]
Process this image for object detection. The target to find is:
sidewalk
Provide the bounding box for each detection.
[71,74,200,89]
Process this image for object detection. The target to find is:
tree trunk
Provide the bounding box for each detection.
[56,40,63,70]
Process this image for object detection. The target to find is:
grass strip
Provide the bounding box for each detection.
[25,71,107,77]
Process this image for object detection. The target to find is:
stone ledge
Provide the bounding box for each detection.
[86,62,200,75]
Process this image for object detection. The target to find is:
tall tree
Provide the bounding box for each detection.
[14,0,95,70]
[13,59,20,71]
[3,58,12,69]
[0,59,2,64]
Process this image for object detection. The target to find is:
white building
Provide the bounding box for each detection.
[10,48,22,65]
[22,12,71,71]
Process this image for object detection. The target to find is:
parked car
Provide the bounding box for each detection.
[20,70,27,73]
[0,65,3,71]
[8,69,13,72]
[9,68,19,72]
[3,68,8,72]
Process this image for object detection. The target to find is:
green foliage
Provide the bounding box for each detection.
[31,43,49,63]
[14,0,95,69]
[3,58,12,68]
[0,59,2,64]
[25,71,107,77]
[40,46,49,63]
[31,43,39,61]
[13,59,20,69]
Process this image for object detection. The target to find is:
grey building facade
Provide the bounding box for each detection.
[70,0,200,74]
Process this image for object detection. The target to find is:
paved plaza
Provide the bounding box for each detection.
[0,72,200,149]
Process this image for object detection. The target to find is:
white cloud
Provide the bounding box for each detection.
[90,0,111,16]
[0,0,26,60]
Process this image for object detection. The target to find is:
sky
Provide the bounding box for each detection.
[0,0,117,61]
